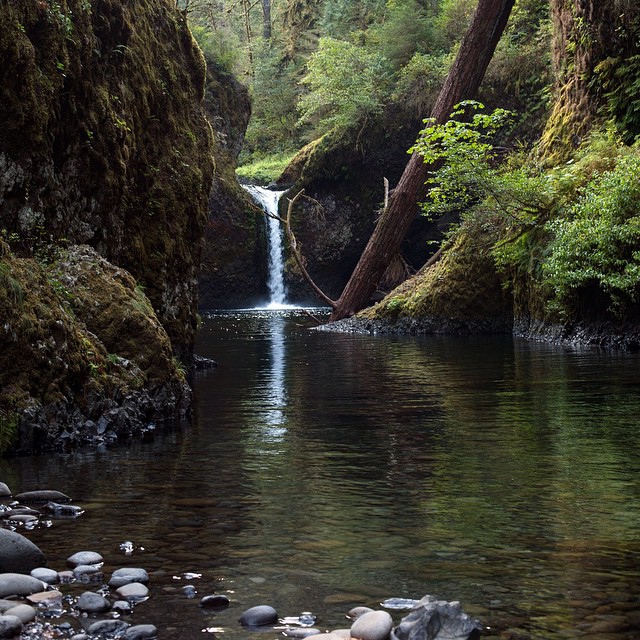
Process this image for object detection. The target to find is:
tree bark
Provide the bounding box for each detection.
[329,0,515,321]
[262,0,272,40]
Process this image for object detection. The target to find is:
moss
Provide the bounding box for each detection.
[0,0,215,359]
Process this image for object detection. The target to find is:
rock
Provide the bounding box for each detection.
[42,502,84,517]
[282,628,322,638]
[331,632,353,639]
[381,598,420,610]
[112,600,133,614]
[66,551,103,568]
[305,634,347,640]
[351,610,393,640]
[87,620,130,635]
[2,604,35,624]
[0,529,47,573]
[348,606,375,620]
[0,573,45,598]
[116,582,149,600]
[26,590,63,607]
[76,591,112,614]
[30,568,58,585]
[0,484,11,498]
[109,567,149,588]
[200,595,230,609]
[239,604,279,627]
[390,596,483,640]
[0,614,22,638]
[14,491,71,504]
[73,565,103,583]
[182,584,197,598]
[123,624,158,639]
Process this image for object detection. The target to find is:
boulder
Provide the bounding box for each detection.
[0,530,46,573]
[390,596,482,640]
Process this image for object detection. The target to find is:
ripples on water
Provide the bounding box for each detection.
[2,308,640,639]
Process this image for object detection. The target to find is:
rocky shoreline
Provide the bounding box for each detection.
[317,315,640,351]
[0,481,483,640]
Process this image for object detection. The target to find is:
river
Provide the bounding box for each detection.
[1,308,640,639]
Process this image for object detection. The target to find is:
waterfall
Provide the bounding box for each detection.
[243,185,290,309]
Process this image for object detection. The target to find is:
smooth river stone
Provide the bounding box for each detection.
[116,582,149,600]
[239,604,279,627]
[0,529,47,573]
[66,551,103,568]
[3,604,35,624]
[122,624,159,639]
[200,595,230,609]
[76,592,111,614]
[282,628,322,638]
[0,483,11,497]
[30,567,58,585]
[0,573,46,598]
[87,620,130,636]
[348,606,375,620]
[26,590,63,607]
[14,490,71,504]
[109,568,149,588]
[0,615,22,638]
[350,610,394,640]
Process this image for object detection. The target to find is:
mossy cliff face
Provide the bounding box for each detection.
[0,242,188,454]
[0,0,215,359]
[199,57,268,309]
[354,230,513,335]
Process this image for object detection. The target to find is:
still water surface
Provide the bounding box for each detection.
[2,309,640,638]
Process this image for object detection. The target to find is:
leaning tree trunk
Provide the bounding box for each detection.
[329,0,515,321]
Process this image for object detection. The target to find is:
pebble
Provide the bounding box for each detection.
[239,604,279,627]
[3,604,36,624]
[109,568,149,588]
[116,582,149,601]
[122,624,158,639]
[199,595,230,609]
[26,590,63,607]
[112,600,134,615]
[0,614,22,638]
[0,573,46,598]
[350,610,393,640]
[30,568,58,585]
[87,619,130,635]
[73,565,103,583]
[14,490,71,504]
[66,551,103,568]
[282,628,323,638]
[348,606,375,620]
[76,591,111,614]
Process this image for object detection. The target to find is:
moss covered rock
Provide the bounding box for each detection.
[0,0,214,359]
[0,242,188,454]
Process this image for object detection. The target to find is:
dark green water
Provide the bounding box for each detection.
[2,309,640,639]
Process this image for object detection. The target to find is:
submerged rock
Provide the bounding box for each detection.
[239,604,279,627]
[0,530,46,574]
[390,596,482,640]
[14,491,71,504]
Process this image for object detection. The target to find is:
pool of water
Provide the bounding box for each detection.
[2,308,640,638]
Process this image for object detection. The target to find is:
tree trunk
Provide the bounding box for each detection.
[262,0,272,40]
[329,0,515,321]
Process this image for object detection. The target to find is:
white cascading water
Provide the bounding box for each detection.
[243,185,290,309]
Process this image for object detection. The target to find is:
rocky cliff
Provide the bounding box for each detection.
[0,0,218,452]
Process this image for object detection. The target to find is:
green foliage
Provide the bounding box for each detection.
[410,101,516,216]
[190,23,240,72]
[236,151,297,184]
[320,0,387,39]
[0,261,25,307]
[543,152,640,316]
[298,36,392,134]
[0,411,18,457]
[243,40,302,154]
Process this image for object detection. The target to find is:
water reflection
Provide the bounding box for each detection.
[1,312,640,640]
